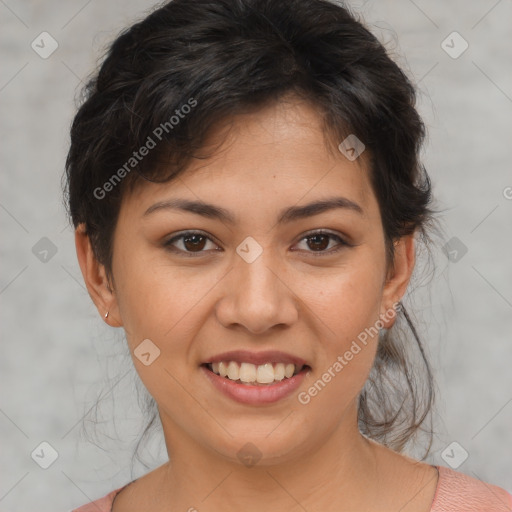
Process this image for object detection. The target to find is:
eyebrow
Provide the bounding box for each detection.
[143,196,364,224]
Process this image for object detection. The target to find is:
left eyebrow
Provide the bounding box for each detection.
[277,196,364,223]
[143,196,364,224]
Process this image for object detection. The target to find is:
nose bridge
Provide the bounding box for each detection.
[216,240,298,333]
[236,245,282,306]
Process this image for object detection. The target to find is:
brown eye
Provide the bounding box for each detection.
[306,234,330,251]
[293,231,350,255]
[182,234,207,251]
[164,231,219,256]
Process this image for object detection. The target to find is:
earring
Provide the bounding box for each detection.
[104,311,109,319]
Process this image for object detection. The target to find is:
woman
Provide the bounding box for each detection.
[65,0,512,510]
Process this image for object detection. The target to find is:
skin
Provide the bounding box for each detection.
[76,97,439,511]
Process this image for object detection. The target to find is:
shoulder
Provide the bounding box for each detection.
[430,465,512,511]
[70,486,126,512]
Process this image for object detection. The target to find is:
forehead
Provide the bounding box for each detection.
[121,98,376,220]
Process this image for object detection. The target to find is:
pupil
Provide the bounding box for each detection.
[308,234,328,251]
[184,234,206,251]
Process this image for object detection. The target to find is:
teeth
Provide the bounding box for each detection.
[274,363,285,381]
[256,363,274,384]
[218,361,228,377]
[227,361,239,380]
[209,361,303,384]
[239,362,257,383]
[285,363,295,378]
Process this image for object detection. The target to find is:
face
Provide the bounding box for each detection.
[78,97,414,467]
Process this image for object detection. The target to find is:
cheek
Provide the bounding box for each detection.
[112,258,210,404]
[308,254,385,338]
[299,253,384,394]
[113,249,223,351]
[297,277,382,416]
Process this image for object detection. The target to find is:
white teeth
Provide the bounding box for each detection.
[239,362,256,383]
[209,361,303,384]
[227,361,239,380]
[256,363,275,384]
[218,361,228,377]
[274,363,285,381]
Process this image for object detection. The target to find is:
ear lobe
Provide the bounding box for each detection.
[75,224,122,327]
[380,233,416,329]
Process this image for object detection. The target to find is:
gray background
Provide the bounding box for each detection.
[1,0,511,510]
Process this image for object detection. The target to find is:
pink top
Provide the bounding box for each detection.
[71,465,512,511]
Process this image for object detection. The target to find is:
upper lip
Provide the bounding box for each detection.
[203,350,309,367]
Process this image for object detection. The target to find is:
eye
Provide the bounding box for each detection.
[292,230,350,255]
[163,231,221,256]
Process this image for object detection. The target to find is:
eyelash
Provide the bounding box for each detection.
[163,230,351,257]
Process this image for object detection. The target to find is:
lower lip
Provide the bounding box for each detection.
[201,365,308,405]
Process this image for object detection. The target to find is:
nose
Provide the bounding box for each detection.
[215,249,299,335]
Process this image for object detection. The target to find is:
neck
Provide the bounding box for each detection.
[157,405,381,511]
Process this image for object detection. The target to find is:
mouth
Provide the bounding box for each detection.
[200,350,311,405]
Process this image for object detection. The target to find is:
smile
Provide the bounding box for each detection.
[207,361,304,385]
[201,350,311,405]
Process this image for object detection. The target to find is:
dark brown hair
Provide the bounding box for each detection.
[65,0,439,463]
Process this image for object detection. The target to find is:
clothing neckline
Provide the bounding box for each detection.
[111,464,442,511]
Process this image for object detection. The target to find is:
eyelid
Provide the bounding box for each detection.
[297,228,350,243]
[165,229,220,244]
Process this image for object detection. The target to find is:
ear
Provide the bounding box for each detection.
[379,233,416,329]
[75,223,122,327]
